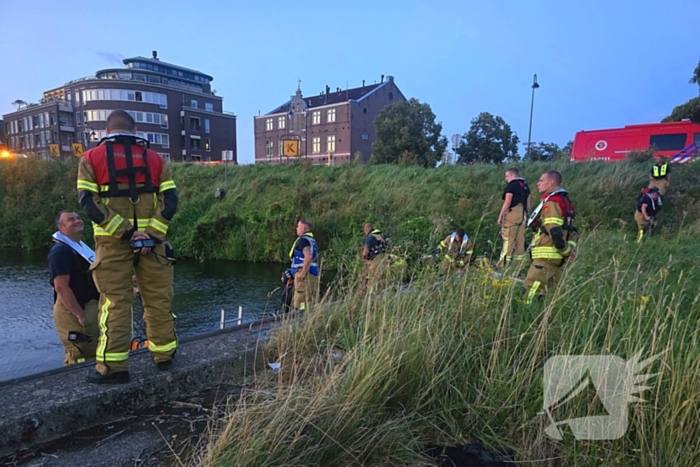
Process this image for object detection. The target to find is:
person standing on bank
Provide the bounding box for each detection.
[357,223,388,295]
[77,110,178,384]
[648,155,670,196]
[288,219,320,311]
[49,211,100,366]
[496,168,531,269]
[635,187,661,244]
[523,170,578,305]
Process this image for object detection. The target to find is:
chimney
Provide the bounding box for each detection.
[325,85,330,104]
[152,50,158,61]
[362,79,365,88]
[386,75,394,82]
[381,74,384,83]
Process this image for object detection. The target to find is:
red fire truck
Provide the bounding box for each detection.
[570,120,700,163]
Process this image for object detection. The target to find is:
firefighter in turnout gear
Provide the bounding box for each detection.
[635,187,661,243]
[288,218,320,311]
[78,110,178,384]
[437,228,473,275]
[357,223,388,296]
[523,171,578,305]
[496,167,531,268]
[648,155,670,196]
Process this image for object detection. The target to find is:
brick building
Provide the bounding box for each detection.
[254,76,405,165]
[2,51,237,162]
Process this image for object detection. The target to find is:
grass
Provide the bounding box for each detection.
[187,224,700,466]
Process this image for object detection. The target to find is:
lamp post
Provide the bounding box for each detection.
[525,74,540,161]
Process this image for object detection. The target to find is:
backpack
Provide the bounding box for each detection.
[549,192,577,233]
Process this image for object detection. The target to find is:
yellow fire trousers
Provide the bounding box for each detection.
[293,271,320,311]
[523,259,563,305]
[53,299,99,365]
[499,206,527,265]
[91,240,176,374]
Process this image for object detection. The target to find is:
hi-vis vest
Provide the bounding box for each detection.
[367,229,387,260]
[289,233,319,276]
[652,163,668,179]
[447,232,471,258]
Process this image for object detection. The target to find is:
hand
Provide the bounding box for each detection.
[497,216,502,226]
[296,271,305,281]
[77,310,86,327]
[131,231,152,255]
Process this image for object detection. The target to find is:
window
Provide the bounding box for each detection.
[266,118,273,131]
[50,112,56,126]
[312,111,321,125]
[190,137,201,150]
[327,135,336,153]
[205,138,211,152]
[158,153,171,162]
[312,137,320,153]
[205,119,210,133]
[695,133,700,146]
[388,92,394,101]
[190,117,201,131]
[327,108,336,123]
[161,134,169,148]
[265,141,273,157]
[205,102,213,111]
[191,100,198,109]
[278,116,286,130]
[278,140,284,156]
[649,133,687,151]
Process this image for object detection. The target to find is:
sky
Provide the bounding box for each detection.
[1,0,699,164]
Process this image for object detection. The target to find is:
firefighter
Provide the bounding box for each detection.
[523,170,578,305]
[635,187,661,243]
[437,228,473,275]
[648,155,670,196]
[357,223,388,295]
[48,211,100,365]
[496,167,531,268]
[78,110,178,384]
[288,218,319,311]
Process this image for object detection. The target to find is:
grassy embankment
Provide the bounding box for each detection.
[2,159,700,465]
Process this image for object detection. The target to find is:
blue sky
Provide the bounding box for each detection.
[1,0,698,164]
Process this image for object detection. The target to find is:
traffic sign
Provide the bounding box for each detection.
[49,144,60,157]
[71,143,84,157]
[282,139,300,157]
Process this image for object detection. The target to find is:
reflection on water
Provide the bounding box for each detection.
[0,249,285,381]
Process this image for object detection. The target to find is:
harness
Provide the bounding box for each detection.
[448,232,470,258]
[289,233,319,276]
[637,193,658,214]
[51,231,95,264]
[527,188,577,234]
[98,134,159,236]
[367,229,387,260]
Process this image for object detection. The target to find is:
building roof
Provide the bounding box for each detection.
[123,56,214,81]
[266,81,389,115]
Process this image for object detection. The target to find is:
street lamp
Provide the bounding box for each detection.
[525,74,540,161]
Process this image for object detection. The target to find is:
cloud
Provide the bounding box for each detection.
[94,51,125,66]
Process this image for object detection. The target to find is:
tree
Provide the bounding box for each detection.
[663,97,700,124]
[690,60,700,87]
[456,112,519,164]
[11,99,27,111]
[371,98,448,168]
[522,141,573,162]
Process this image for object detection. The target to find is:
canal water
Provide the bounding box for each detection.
[0,249,286,381]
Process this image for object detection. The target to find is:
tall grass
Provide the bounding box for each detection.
[192,228,700,466]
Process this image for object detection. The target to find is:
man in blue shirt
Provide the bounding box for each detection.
[48,211,100,365]
[288,219,319,311]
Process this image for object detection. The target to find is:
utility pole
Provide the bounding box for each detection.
[526,74,540,161]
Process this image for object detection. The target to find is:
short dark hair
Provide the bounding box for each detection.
[506,167,519,176]
[106,110,136,132]
[456,228,465,238]
[299,218,312,230]
[545,170,562,185]
[55,210,75,228]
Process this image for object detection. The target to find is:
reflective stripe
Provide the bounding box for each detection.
[76,357,85,363]
[543,217,564,226]
[526,281,542,305]
[96,298,110,362]
[77,180,98,192]
[513,254,526,261]
[93,215,125,236]
[159,180,176,192]
[150,218,168,234]
[465,250,473,255]
[637,230,644,243]
[532,246,563,260]
[147,340,177,353]
[299,301,306,311]
[100,351,129,362]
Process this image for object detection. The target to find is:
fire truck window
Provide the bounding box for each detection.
[694,133,700,146]
[649,133,687,151]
